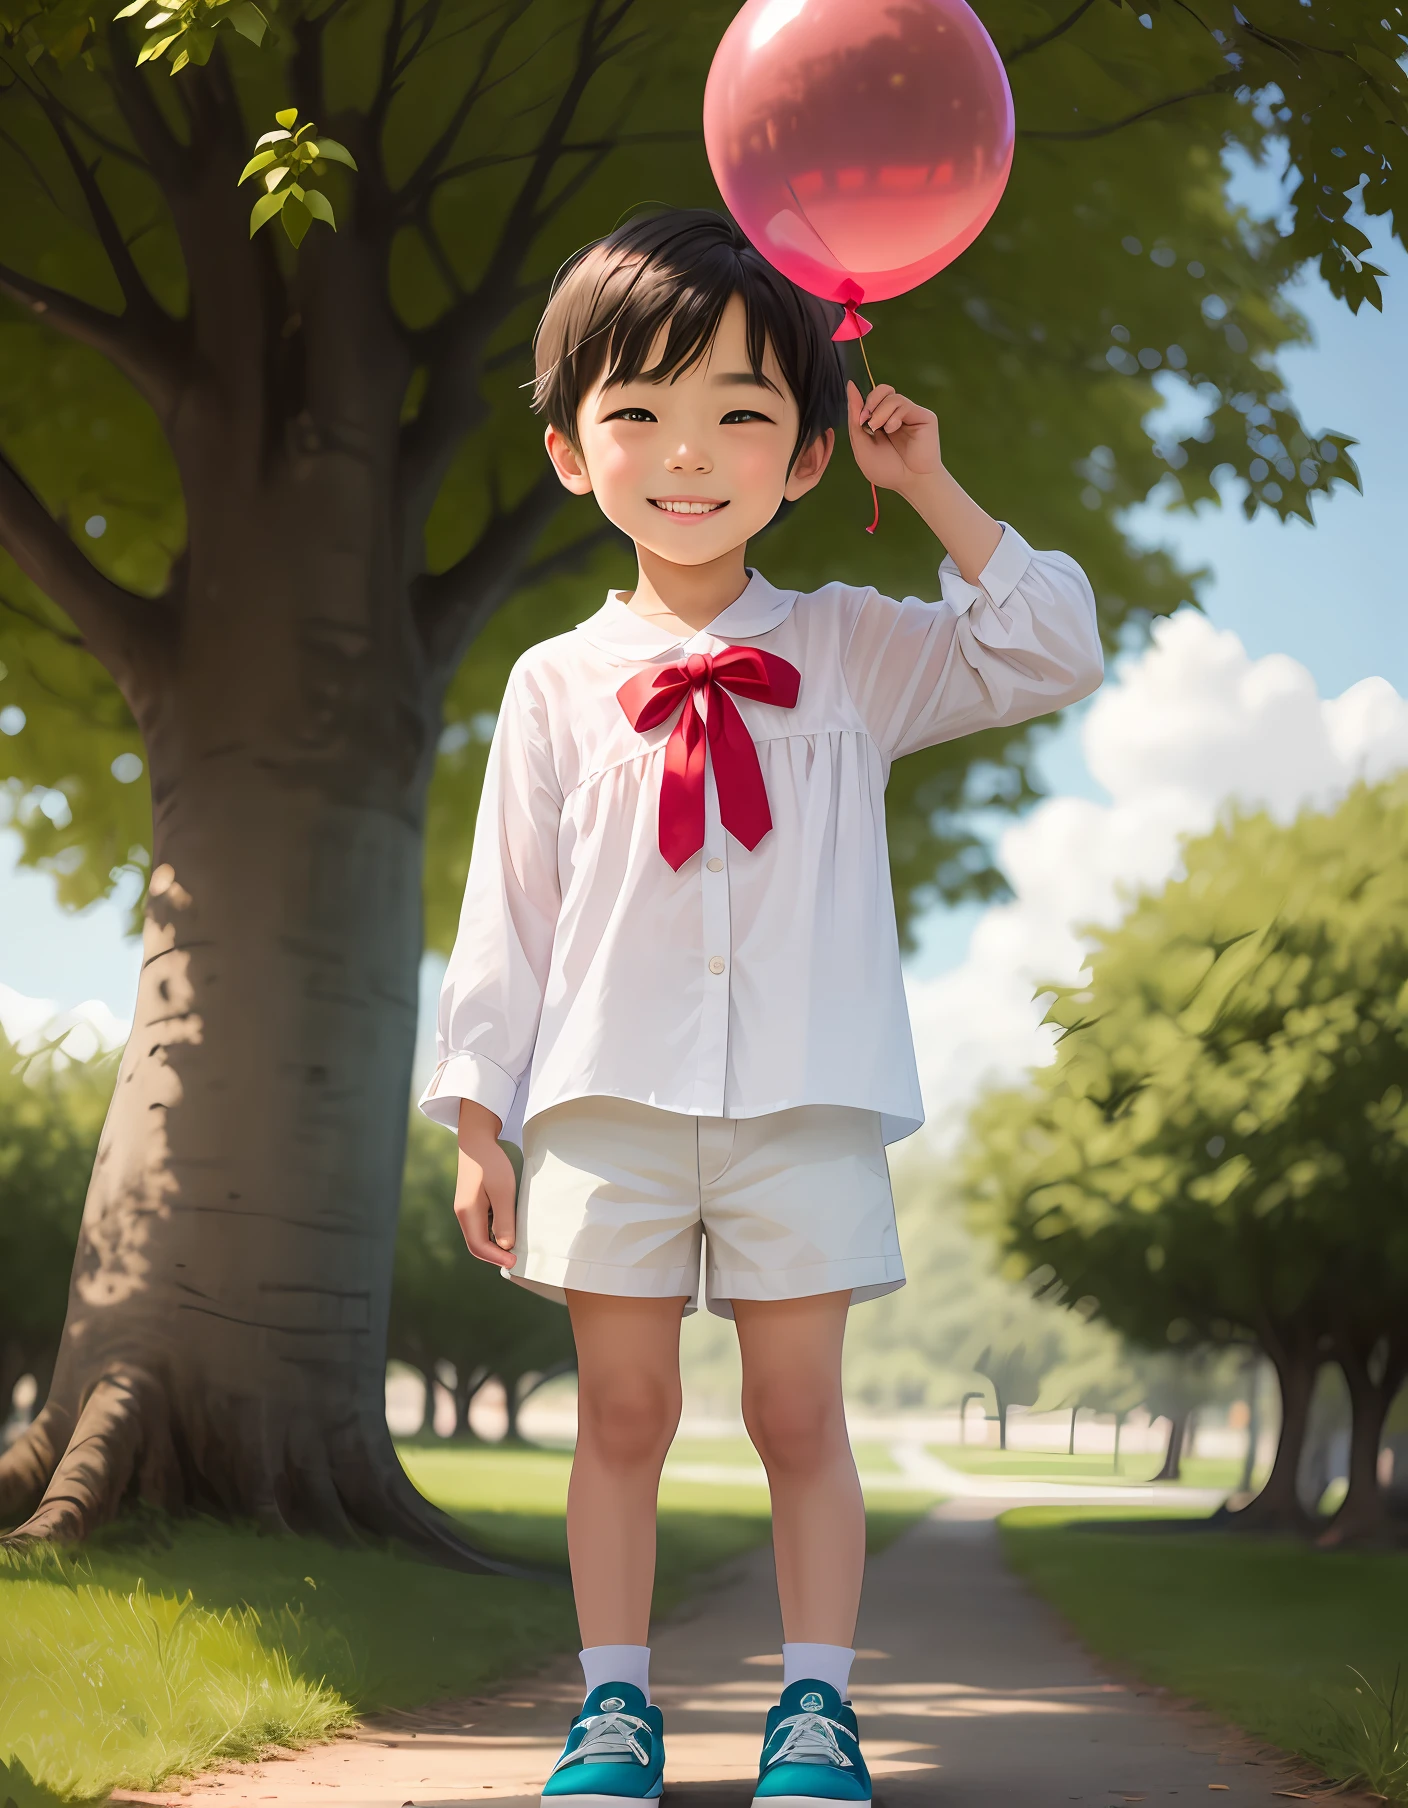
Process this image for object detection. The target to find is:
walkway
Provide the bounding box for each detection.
[133,1498,1333,1808]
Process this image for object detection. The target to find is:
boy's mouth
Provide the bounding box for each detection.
[649,497,728,516]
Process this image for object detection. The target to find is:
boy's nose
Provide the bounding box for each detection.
[666,444,712,472]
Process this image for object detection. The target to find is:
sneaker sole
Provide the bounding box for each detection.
[540,1793,664,1805]
[749,1799,870,1807]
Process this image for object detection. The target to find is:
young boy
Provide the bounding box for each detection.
[420,208,1102,1806]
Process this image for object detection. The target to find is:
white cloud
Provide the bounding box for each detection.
[905,610,1408,1147]
[0,980,129,1067]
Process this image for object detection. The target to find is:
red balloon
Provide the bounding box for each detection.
[704,0,1014,327]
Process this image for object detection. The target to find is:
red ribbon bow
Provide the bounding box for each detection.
[617,645,801,871]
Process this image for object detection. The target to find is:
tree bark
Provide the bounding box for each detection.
[1216,1328,1318,1535]
[1152,1412,1187,1483]
[0,472,496,1568]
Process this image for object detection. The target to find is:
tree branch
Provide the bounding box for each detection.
[411,465,567,677]
[34,92,167,324]
[1003,0,1099,66]
[0,260,183,414]
[1018,81,1229,141]
[397,0,643,540]
[0,446,172,694]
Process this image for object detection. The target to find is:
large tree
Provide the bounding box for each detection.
[965,779,1408,1542]
[0,0,1404,1549]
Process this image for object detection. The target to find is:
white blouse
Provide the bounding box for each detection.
[420,524,1102,1147]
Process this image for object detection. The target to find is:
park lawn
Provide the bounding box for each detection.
[2,1441,936,1801]
[660,1435,903,1476]
[1000,1504,1408,1797]
[933,1445,1246,1490]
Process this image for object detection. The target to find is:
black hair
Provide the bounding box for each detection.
[532,207,847,467]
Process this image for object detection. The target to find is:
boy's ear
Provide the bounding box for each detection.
[545,424,594,496]
[783,427,835,502]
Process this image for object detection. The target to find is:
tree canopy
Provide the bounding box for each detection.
[3,0,1404,946]
[964,777,1408,1540]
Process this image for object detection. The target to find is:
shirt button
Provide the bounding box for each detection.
[708,955,726,975]
[706,857,723,873]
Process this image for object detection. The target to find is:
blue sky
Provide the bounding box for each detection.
[4,200,1405,1019]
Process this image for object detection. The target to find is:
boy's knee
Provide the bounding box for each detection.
[578,1368,680,1470]
[743,1379,845,1476]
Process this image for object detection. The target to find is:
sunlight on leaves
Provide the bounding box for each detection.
[238,108,357,247]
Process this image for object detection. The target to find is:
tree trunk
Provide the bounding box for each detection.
[1320,1337,1407,1549]
[1237,1353,1262,1496]
[1217,1329,1318,1535]
[997,1395,1009,1451]
[454,1366,489,1440]
[1152,1412,1187,1483]
[418,1367,439,1438]
[0,468,495,1568]
[1112,1410,1124,1474]
[1068,1405,1078,1457]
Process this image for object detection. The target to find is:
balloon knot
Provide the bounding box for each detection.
[832,297,874,342]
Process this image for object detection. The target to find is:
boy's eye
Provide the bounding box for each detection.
[721,409,772,424]
[604,407,657,423]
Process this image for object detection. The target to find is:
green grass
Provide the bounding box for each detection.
[662,1436,903,1475]
[1,1441,935,1800]
[1001,1503,1408,1797]
[932,1444,1246,1489]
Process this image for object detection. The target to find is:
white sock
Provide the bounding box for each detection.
[580,1643,651,1702]
[783,1641,855,1700]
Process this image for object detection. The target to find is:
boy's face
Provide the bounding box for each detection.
[545,292,834,566]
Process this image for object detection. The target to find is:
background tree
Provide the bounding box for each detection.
[965,778,1408,1543]
[0,1032,111,1423]
[390,1112,572,1441]
[0,0,1404,1548]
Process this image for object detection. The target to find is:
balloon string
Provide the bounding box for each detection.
[857,326,880,536]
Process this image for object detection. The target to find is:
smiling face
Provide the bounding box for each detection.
[544,293,834,567]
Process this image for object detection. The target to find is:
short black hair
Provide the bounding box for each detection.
[532,208,847,468]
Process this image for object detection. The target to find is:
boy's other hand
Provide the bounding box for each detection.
[454,1098,519,1267]
[847,380,942,493]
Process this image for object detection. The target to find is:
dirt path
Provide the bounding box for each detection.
[125,1501,1330,1808]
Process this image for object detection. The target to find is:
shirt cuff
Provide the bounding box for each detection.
[938,522,1034,616]
[417,1051,519,1132]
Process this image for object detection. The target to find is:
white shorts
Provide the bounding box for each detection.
[507,1096,905,1319]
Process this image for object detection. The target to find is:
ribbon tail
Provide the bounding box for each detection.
[865,480,880,536]
[658,698,707,870]
[709,689,772,852]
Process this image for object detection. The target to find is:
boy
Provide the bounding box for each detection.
[420,208,1102,1806]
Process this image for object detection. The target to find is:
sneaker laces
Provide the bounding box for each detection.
[766,1710,855,1770]
[553,1708,653,1772]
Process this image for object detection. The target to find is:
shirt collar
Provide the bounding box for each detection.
[574,567,798,660]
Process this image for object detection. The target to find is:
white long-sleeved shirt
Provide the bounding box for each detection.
[419,524,1102,1147]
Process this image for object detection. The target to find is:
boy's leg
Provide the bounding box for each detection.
[565,1290,688,1649]
[734,1291,863,1652]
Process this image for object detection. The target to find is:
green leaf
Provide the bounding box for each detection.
[142,11,174,26]
[135,28,180,62]
[248,187,290,236]
[255,128,293,147]
[280,194,311,248]
[274,106,299,129]
[169,45,188,70]
[227,2,265,43]
[309,137,357,170]
[237,148,279,184]
[112,0,147,16]
[302,187,335,230]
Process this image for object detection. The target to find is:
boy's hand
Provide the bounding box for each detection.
[847,380,942,493]
[454,1098,519,1268]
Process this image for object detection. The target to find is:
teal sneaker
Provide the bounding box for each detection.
[752,1679,871,1805]
[540,1682,665,1803]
